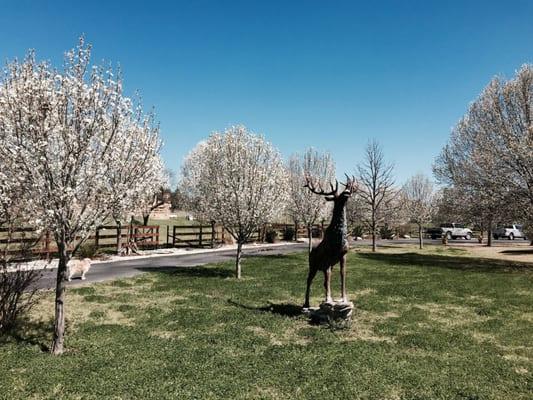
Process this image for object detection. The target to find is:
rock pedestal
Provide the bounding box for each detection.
[306,300,354,325]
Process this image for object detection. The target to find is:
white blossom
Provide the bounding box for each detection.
[182,125,288,278]
[0,38,165,353]
[286,148,335,252]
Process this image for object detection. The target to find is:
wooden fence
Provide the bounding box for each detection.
[0,225,160,259]
[1,222,327,260]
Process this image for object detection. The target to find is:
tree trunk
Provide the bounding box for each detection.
[487,218,493,247]
[116,220,122,255]
[372,220,377,252]
[51,239,69,355]
[210,221,215,248]
[307,224,312,254]
[142,214,150,226]
[418,224,423,250]
[235,242,243,279]
[294,221,298,241]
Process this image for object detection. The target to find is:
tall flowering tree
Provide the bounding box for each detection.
[182,126,288,278]
[181,140,212,222]
[434,65,533,243]
[0,39,164,354]
[401,174,435,249]
[287,148,336,253]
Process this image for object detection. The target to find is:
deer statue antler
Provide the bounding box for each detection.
[304,175,339,198]
[341,173,357,195]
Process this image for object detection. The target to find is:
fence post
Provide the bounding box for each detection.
[116,224,121,251]
[199,224,203,248]
[45,230,51,260]
[211,221,215,248]
[172,225,176,247]
[156,226,159,248]
[166,225,170,246]
[95,227,100,249]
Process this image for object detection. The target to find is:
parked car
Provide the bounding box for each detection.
[493,224,527,240]
[426,223,473,240]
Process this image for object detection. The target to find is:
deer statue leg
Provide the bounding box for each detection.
[324,267,333,303]
[303,266,318,309]
[340,254,347,302]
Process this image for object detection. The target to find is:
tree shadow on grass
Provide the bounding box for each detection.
[228,300,303,317]
[136,265,234,279]
[249,253,292,259]
[357,252,533,273]
[0,318,51,352]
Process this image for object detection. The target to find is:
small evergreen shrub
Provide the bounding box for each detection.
[282,226,295,241]
[265,229,278,243]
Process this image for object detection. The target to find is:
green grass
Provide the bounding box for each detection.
[1,250,532,399]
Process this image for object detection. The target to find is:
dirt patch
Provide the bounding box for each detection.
[246,324,310,346]
[342,310,398,343]
[355,243,533,264]
[461,245,533,264]
[150,330,185,340]
[29,287,135,331]
[414,303,491,327]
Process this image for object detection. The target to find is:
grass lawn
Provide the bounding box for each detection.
[1,248,532,399]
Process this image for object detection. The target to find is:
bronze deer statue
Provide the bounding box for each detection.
[303,174,357,309]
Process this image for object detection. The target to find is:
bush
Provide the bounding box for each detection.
[379,224,395,240]
[282,226,295,241]
[351,225,364,238]
[76,242,100,259]
[0,263,41,334]
[265,229,278,243]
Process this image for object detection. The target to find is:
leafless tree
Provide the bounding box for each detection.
[356,140,397,252]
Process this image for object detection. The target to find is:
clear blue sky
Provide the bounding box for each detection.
[1,0,533,184]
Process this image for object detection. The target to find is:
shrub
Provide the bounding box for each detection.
[282,226,295,241]
[0,263,41,334]
[0,227,42,334]
[379,224,395,240]
[265,229,278,243]
[76,242,100,259]
[351,225,364,238]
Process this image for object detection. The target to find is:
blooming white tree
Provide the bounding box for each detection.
[182,126,288,278]
[434,65,533,244]
[180,140,211,222]
[287,148,336,253]
[0,38,164,354]
[137,171,171,226]
[401,174,435,249]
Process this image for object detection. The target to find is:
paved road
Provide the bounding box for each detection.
[34,238,530,290]
[371,238,531,246]
[35,243,308,290]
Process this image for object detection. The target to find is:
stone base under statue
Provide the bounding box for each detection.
[304,300,354,325]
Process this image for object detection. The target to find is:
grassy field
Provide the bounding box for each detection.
[1,248,532,399]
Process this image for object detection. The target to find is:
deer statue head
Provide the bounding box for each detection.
[304,173,357,205]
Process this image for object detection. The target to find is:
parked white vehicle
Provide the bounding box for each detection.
[493,224,527,240]
[427,223,473,240]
